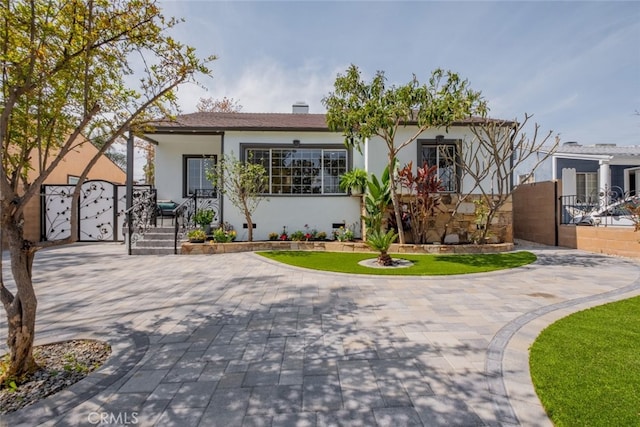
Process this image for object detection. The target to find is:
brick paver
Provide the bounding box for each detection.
[1,242,639,426]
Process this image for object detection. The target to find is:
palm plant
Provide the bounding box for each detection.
[366,229,398,266]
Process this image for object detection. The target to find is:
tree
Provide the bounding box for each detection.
[323,64,486,244]
[0,0,213,381]
[454,115,558,242]
[196,96,242,113]
[207,153,268,242]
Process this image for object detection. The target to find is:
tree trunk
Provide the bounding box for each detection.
[388,156,405,244]
[243,201,253,242]
[377,251,393,266]
[1,222,39,381]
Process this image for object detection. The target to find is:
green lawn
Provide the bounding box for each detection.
[256,250,536,275]
[530,296,640,426]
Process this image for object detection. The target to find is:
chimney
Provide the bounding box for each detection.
[292,102,309,114]
[563,141,580,146]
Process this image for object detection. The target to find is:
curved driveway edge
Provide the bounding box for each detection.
[0,243,638,426]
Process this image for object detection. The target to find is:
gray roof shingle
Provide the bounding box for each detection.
[148,112,512,133]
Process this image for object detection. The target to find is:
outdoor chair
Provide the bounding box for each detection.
[157,200,178,226]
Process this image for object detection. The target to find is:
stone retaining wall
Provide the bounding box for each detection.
[181,240,515,255]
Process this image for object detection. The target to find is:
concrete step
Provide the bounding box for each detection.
[129,226,182,255]
[131,246,180,255]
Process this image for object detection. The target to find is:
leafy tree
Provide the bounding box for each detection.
[0,0,213,380]
[207,153,268,242]
[323,64,486,244]
[196,96,242,113]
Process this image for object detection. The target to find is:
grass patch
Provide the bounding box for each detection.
[256,250,536,275]
[530,296,640,426]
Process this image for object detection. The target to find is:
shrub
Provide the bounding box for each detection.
[268,232,279,241]
[187,229,207,242]
[213,227,236,243]
[290,230,305,241]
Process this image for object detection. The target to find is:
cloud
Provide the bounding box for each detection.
[178,58,344,114]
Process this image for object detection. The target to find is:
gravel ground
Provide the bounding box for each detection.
[0,340,111,414]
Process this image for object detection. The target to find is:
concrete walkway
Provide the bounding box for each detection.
[1,242,639,426]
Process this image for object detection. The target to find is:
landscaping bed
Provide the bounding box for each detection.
[181,240,514,255]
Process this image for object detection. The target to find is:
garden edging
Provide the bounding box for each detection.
[181,240,514,255]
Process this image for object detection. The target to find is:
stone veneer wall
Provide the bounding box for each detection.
[397,193,513,245]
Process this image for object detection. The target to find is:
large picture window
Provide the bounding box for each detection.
[183,155,216,197]
[419,140,458,192]
[245,146,347,195]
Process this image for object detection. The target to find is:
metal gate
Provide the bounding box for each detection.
[41,180,154,242]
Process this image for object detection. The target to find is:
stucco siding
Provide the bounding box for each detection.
[223,196,361,242]
[154,134,222,202]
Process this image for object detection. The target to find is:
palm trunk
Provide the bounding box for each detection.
[1,222,39,381]
[377,251,393,266]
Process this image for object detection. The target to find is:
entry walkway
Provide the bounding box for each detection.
[1,242,639,426]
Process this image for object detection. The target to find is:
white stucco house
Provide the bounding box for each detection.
[144,103,514,242]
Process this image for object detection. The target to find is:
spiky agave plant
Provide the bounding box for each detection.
[366,229,398,266]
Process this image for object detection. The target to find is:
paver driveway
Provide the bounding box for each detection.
[1,242,639,426]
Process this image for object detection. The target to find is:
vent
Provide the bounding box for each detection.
[292,102,309,114]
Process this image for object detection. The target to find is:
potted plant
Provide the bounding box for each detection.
[339,168,368,195]
[187,229,207,243]
[194,209,215,234]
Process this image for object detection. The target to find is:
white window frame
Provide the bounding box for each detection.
[576,172,598,204]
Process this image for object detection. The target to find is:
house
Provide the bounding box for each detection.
[23,135,126,243]
[518,142,640,203]
[144,103,514,243]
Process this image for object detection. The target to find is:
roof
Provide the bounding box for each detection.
[147,112,513,133]
[552,144,640,157]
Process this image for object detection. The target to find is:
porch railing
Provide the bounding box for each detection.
[172,189,219,254]
[123,188,158,254]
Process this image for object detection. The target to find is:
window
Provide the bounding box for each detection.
[576,172,598,204]
[245,146,347,195]
[518,174,535,185]
[67,175,80,185]
[183,155,216,197]
[419,140,458,192]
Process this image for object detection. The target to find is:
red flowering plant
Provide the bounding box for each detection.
[397,161,445,244]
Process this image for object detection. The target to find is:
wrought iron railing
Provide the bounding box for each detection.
[123,188,158,254]
[172,188,220,254]
[560,186,638,227]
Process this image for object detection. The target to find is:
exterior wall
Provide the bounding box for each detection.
[222,130,361,241]
[558,225,640,259]
[23,137,126,242]
[556,158,599,176]
[153,133,222,202]
[399,194,513,244]
[512,181,558,246]
[152,124,515,242]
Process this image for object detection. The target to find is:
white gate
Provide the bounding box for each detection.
[42,180,153,242]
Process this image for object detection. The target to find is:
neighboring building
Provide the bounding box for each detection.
[24,135,126,242]
[145,104,514,243]
[518,142,640,203]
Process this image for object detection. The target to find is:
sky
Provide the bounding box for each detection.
[159,0,640,147]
